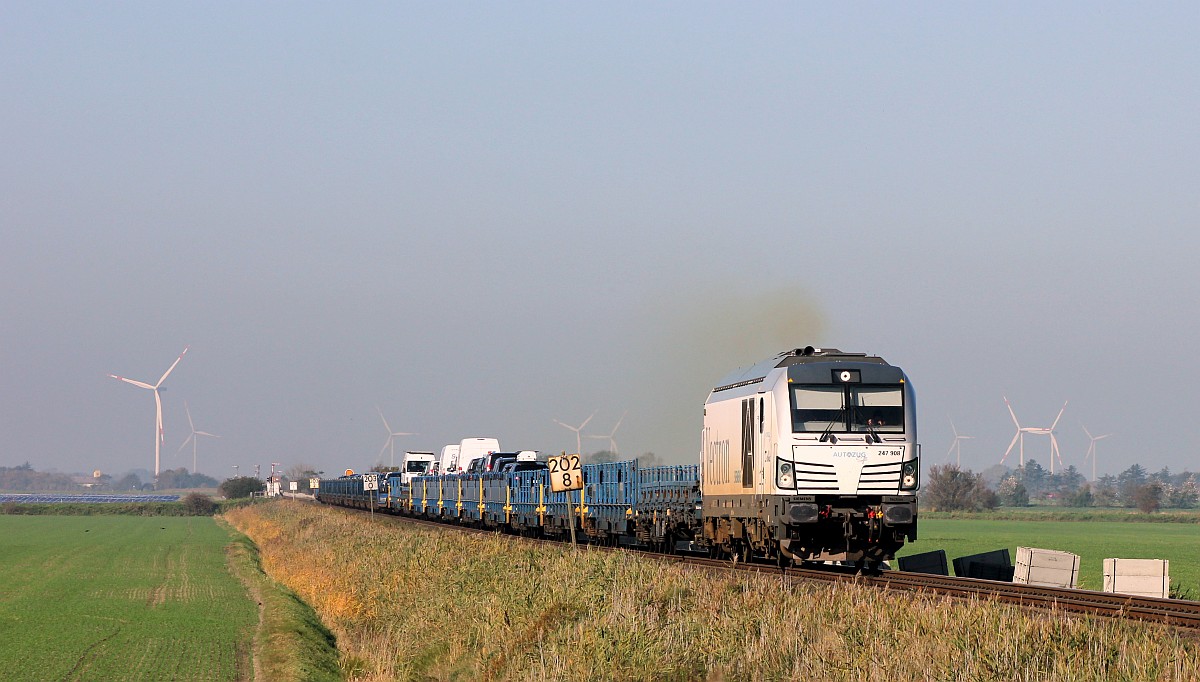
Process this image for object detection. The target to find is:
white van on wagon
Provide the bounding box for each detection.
[455,437,500,473]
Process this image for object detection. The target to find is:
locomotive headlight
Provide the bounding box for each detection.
[900,459,919,490]
[776,458,795,490]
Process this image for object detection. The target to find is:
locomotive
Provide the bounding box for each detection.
[316,347,918,568]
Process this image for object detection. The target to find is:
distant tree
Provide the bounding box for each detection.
[1068,484,1094,508]
[924,464,996,512]
[1134,482,1164,514]
[1167,475,1198,509]
[636,452,661,468]
[1118,464,1149,507]
[219,476,264,499]
[997,476,1029,507]
[979,464,1012,490]
[114,473,143,491]
[181,493,218,515]
[1093,474,1119,507]
[587,451,619,464]
[1019,459,1047,497]
[1051,466,1086,501]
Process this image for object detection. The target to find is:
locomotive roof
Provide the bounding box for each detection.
[709,347,895,395]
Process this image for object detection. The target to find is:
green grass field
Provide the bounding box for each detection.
[0,516,259,681]
[898,517,1200,594]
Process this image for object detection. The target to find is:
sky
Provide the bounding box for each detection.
[2,3,1197,482]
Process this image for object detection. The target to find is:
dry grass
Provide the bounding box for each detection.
[224,502,1200,682]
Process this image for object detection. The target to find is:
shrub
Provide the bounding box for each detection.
[181,493,218,515]
[1134,482,1164,514]
[219,476,265,499]
[924,464,997,512]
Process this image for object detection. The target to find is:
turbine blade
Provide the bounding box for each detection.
[1001,431,1020,464]
[156,346,189,387]
[379,438,391,459]
[1050,401,1068,430]
[185,401,195,431]
[1081,425,1093,439]
[947,438,958,458]
[579,411,596,431]
[613,410,627,433]
[177,434,194,454]
[195,431,220,438]
[110,375,155,390]
[1004,396,1021,428]
[377,406,392,433]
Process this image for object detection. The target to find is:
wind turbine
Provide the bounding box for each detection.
[176,400,219,475]
[1081,425,1112,482]
[586,410,627,456]
[553,410,595,455]
[108,345,189,481]
[377,406,416,468]
[1001,397,1067,473]
[946,418,974,467]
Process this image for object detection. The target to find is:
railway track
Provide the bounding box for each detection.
[339,502,1200,630]
[653,552,1200,630]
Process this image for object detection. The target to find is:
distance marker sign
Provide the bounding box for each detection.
[362,473,379,491]
[548,454,584,492]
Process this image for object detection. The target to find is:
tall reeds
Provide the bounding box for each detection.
[225,503,1199,681]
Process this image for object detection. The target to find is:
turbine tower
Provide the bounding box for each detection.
[946,418,974,467]
[1081,425,1112,482]
[586,410,627,456]
[553,411,595,455]
[108,345,189,480]
[377,406,416,468]
[1001,397,1067,473]
[176,400,219,475]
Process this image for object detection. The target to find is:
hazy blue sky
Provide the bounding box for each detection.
[2,4,1197,482]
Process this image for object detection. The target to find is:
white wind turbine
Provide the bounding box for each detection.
[176,400,219,475]
[377,406,416,468]
[1001,397,1067,473]
[553,411,595,455]
[1081,425,1112,482]
[586,410,627,456]
[108,346,189,480]
[946,418,974,467]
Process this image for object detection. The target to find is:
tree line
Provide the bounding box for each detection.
[0,463,218,492]
[924,458,1198,513]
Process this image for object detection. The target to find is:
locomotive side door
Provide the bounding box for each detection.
[741,397,755,487]
[758,392,773,493]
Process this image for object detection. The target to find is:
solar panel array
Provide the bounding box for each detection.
[0,494,181,503]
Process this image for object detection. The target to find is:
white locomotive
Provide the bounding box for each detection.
[701,347,918,567]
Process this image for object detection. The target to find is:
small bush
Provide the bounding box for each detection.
[181,493,218,516]
[219,476,265,499]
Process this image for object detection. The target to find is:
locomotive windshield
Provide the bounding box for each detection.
[791,384,904,434]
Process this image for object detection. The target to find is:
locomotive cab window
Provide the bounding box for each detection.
[791,384,904,434]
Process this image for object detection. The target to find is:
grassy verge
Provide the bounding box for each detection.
[219,520,342,682]
[226,502,1200,682]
